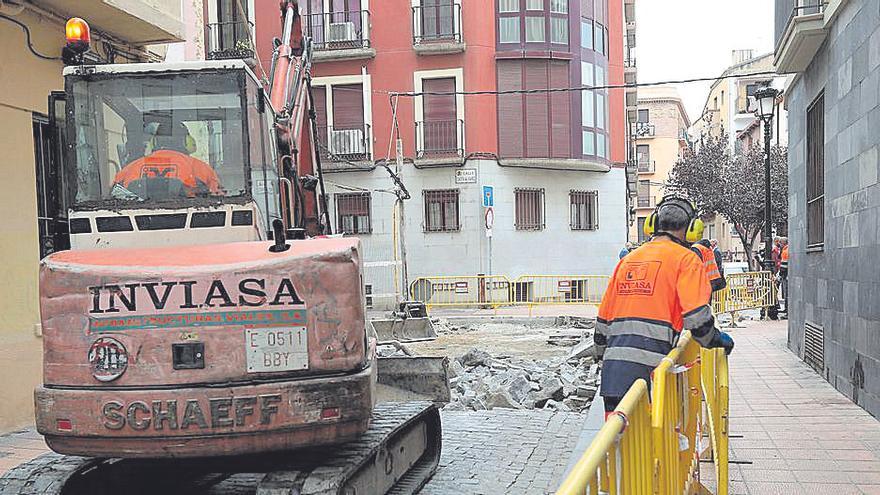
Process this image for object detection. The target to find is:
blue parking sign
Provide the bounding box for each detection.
[482,185,494,208]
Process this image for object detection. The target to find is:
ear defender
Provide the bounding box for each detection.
[686,218,705,243]
[643,213,657,238]
[647,196,701,242]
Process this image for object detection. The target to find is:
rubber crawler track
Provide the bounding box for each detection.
[0,402,441,495]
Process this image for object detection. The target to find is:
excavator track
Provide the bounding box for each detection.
[0,402,441,495]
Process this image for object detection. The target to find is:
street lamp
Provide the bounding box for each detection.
[753,86,780,272]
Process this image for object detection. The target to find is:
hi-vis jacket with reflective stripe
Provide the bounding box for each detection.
[596,236,720,398]
[692,242,726,292]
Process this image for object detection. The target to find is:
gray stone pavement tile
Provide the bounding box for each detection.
[727,320,880,493]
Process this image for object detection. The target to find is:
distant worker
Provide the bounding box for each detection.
[113,122,223,198]
[618,242,634,260]
[779,237,789,310]
[693,237,727,294]
[594,196,734,417]
[772,237,782,274]
[710,239,724,277]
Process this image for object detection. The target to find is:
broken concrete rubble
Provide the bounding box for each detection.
[446,344,600,413]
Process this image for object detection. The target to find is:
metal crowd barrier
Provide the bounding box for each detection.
[408,274,609,311]
[408,275,512,309]
[556,379,654,495]
[556,333,729,495]
[712,271,777,315]
[511,275,608,306]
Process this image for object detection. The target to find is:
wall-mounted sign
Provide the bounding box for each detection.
[455,168,477,184]
[482,185,494,208]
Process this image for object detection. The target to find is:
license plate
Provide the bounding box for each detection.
[245,327,308,373]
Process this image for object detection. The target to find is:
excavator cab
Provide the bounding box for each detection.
[59,61,285,250]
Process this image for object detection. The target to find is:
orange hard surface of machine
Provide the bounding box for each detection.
[0,6,442,495]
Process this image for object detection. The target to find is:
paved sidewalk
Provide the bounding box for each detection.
[722,320,880,495]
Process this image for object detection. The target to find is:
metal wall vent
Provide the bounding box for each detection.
[803,321,825,373]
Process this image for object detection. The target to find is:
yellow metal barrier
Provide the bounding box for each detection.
[556,379,654,495]
[511,275,609,306]
[701,347,729,495]
[557,333,729,495]
[712,271,777,315]
[408,275,512,309]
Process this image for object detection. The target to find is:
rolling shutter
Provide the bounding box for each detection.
[312,86,327,126]
[524,60,549,158]
[332,84,364,129]
[497,60,524,158]
[423,78,456,121]
[550,60,571,158]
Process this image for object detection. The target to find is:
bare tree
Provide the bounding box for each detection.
[667,137,788,269]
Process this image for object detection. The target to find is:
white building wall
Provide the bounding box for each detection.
[324,160,627,307]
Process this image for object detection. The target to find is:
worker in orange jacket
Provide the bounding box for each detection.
[113,122,223,198]
[594,196,734,416]
[692,237,726,294]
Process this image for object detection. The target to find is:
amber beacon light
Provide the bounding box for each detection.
[63,17,91,63]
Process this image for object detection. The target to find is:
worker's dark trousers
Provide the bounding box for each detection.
[603,396,622,420]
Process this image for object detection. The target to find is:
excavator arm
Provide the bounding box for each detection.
[269,1,330,236]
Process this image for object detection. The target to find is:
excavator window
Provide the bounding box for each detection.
[68,72,249,205]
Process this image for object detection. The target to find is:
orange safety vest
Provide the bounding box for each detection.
[781,245,789,262]
[596,236,715,398]
[692,243,725,292]
[113,150,223,197]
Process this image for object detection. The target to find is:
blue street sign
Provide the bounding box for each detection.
[482,185,494,208]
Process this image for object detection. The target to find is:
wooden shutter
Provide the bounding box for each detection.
[550,60,570,158]
[312,86,327,126]
[423,78,456,121]
[497,61,524,158]
[332,84,364,129]
[422,78,457,153]
[524,60,549,158]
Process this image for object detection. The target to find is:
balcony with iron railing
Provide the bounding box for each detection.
[415,120,465,160]
[637,160,655,174]
[624,57,637,69]
[637,195,656,208]
[206,21,255,61]
[774,2,828,73]
[316,124,372,164]
[632,121,654,138]
[304,10,376,62]
[412,4,465,55]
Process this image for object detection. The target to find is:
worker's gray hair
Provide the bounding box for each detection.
[657,204,690,232]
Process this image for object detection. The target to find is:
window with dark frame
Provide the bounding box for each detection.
[637,180,651,207]
[419,77,459,156]
[335,192,372,235]
[498,0,569,47]
[424,189,460,232]
[570,190,598,231]
[806,92,824,249]
[637,109,649,123]
[515,188,545,230]
[637,144,651,172]
[637,216,648,243]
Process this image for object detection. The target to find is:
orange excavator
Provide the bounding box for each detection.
[0,3,442,494]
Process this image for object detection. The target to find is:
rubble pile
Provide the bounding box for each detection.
[444,338,599,413]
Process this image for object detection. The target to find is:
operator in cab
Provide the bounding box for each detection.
[112,122,224,199]
[594,196,734,418]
